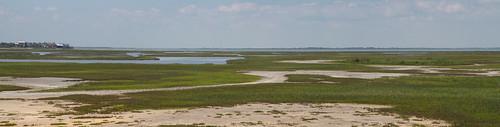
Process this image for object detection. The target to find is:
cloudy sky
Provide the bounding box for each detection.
[1,0,499,48]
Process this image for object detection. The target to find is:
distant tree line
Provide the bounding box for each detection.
[0,41,72,49]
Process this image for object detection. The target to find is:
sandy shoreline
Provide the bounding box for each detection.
[0,101,449,127]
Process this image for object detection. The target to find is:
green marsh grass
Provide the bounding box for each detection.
[2,51,500,126]
[0,85,28,92]
[49,75,500,127]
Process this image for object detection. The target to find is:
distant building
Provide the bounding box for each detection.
[0,41,72,49]
[56,43,64,48]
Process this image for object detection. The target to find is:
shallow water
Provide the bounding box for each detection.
[0,57,243,64]
[32,52,54,55]
[126,52,144,57]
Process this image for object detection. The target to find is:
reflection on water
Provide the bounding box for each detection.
[0,57,243,64]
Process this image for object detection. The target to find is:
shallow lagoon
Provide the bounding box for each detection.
[0,57,243,64]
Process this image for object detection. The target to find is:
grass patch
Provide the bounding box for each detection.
[49,123,67,125]
[0,123,16,127]
[48,70,258,91]
[0,49,159,60]
[0,85,29,92]
[48,76,500,127]
[0,63,259,91]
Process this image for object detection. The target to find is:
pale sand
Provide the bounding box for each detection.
[369,65,500,76]
[0,100,66,114]
[368,65,452,73]
[0,102,449,127]
[0,77,85,90]
[0,71,409,99]
[246,70,409,82]
[278,60,340,64]
[469,71,500,76]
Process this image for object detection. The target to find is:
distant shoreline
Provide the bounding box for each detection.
[74,47,500,52]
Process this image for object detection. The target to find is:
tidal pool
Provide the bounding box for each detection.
[0,57,243,64]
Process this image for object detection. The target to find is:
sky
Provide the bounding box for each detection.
[0,0,499,48]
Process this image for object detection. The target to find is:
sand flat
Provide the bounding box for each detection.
[0,77,84,90]
[367,65,452,73]
[0,102,450,127]
[369,65,500,77]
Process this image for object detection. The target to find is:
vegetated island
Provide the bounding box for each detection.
[0,41,72,49]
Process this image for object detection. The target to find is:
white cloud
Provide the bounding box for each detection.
[51,14,60,21]
[150,8,160,13]
[347,3,358,8]
[0,9,6,16]
[302,2,318,6]
[34,7,42,11]
[384,1,413,17]
[29,6,61,21]
[111,8,160,17]
[218,3,257,13]
[416,1,465,14]
[10,15,28,23]
[178,4,198,14]
[478,0,500,4]
[34,7,58,12]
[437,3,464,13]
[46,7,58,11]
